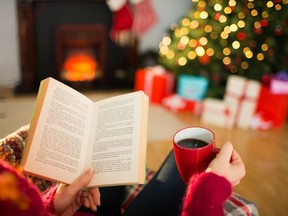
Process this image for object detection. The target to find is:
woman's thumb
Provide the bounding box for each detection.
[69,168,93,193]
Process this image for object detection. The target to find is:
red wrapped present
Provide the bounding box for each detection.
[162,94,202,114]
[254,86,288,128]
[185,98,202,115]
[134,66,175,104]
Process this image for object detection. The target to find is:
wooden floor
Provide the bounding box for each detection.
[146,111,288,216]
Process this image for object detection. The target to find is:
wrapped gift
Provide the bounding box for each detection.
[224,75,261,129]
[270,71,288,95]
[134,66,175,104]
[251,113,273,130]
[177,75,209,100]
[162,94,186,112]
[201,98,234,129]
[254,86,288,128]
[185,98,202,115]
[162,94,202,114]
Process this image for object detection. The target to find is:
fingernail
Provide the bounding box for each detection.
[92,204,97,211]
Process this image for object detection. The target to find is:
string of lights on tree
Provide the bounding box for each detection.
[158,0,288,97]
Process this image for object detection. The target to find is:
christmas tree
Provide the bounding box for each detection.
[158,0,288,98]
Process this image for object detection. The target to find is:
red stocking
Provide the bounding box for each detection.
[110,2,134,41]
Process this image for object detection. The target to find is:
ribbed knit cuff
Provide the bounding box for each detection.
[42,184,58,216]
[181,172,232,216]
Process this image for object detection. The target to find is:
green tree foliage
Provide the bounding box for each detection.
[159,0,288,98]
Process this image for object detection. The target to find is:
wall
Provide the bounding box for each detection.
[0,0,20,87]
[138,0,192,53]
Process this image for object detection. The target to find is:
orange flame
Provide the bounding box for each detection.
[62,53,97,82]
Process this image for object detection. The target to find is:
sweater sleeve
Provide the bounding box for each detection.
[181,172,232,216]
[0,161,56,216]
[41,184,58,216]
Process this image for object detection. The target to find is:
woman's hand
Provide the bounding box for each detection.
[206,142,246,187]
[53,168,101,216]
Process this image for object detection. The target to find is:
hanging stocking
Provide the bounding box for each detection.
[107,0,134,43]
[132,0,157,37]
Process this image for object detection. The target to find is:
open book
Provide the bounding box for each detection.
[22,77,149,187]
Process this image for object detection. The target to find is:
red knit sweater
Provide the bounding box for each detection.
[0,161,97,216]
[181,172,232,216]
[0,161,56,215]
[0,161,231,216]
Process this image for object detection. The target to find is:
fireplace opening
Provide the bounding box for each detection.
[56,24,107,87]
[62,49,98,82]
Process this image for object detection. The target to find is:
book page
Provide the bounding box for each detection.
[86,91,148,187]
[23,78,93,184]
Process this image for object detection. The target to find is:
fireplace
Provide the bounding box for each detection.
[17,0,137,92]
[56,24,107,85]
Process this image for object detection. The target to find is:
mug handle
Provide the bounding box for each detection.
[213,147,220,155]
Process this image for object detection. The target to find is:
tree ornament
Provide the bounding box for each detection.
[199,54,211,65]
[237,32,247,40]
[274,25,282,36]
[214,13,221,21]
[260,19,269,27]
[254,27,262,35]
[229,6,235,12]
[268,48,275,56]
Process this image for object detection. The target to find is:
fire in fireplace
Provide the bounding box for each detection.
[56,24,107,85]
[62,50,97,82]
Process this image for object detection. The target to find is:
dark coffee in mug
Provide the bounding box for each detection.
[177,138,208,149]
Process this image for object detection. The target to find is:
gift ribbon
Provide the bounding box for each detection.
[162,95,186,112]
[203,104,232,128]
[225,81,248,126]
[225,80,259,127]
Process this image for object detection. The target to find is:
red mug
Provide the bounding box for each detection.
[173,127,217,183]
